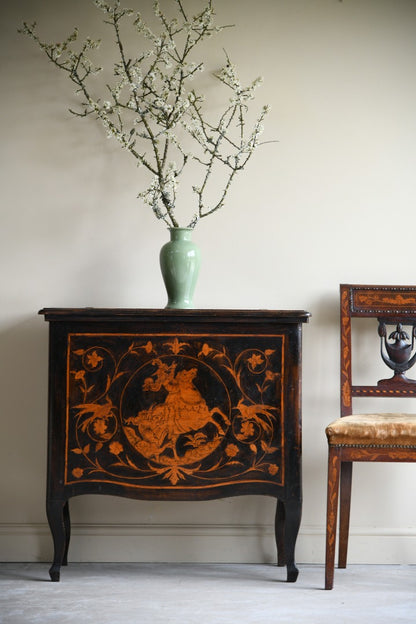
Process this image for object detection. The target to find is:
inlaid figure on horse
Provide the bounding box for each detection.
[127,358,230,459]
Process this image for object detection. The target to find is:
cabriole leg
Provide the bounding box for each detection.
[275,499,286,567]
[62,500,71,566]
[282,498,302,582]
[46,498,69,582]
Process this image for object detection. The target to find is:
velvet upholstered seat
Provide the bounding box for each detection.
[326,414,416,448]
[325,285,416,590]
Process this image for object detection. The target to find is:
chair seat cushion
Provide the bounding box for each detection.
[326,414,416,447]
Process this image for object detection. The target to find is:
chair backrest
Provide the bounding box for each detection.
[340,284,416,416]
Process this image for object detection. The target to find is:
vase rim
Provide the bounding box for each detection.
[167,226,193,231]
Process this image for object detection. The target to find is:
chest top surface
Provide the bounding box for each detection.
[39,308,310,324]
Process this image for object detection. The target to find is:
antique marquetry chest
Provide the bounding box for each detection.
[40,308,310,582]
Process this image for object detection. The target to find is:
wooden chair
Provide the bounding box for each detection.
[325,284,416,590]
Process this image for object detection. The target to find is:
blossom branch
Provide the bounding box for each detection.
[20,0,271,229]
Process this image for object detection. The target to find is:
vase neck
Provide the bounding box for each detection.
[169,227,193,241]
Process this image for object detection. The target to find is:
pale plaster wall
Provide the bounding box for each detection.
[1,0,416,565]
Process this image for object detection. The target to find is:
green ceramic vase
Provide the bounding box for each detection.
[159,227,201,309]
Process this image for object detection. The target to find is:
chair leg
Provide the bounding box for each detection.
[338,461,353,569]
[325,446,341,590]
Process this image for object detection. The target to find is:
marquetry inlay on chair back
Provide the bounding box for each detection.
[340,284,416,417]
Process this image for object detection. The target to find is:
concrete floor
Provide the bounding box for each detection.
[0,563,414,624]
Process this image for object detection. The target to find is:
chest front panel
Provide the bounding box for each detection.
[65,332,285,492]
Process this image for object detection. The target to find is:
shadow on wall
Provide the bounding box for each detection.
[0,315,49,517]
[307,291,339,329]
[300,288,340,508]
[301,288,340,414]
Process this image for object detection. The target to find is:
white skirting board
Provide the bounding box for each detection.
[1,523,416,564]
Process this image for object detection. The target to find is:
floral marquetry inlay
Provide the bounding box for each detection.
[340,288,352,413]
[66,333,285,489]
[351,287,416,314]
